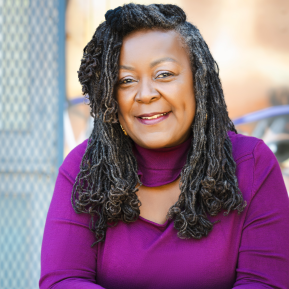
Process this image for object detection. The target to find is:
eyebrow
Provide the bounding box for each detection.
[119,57,178,71]
[119,65,135,71]
[150,57,177,68]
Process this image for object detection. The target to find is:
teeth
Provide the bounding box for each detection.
[140,112,168,120]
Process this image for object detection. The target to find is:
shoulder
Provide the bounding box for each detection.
[60,139,89,183]
[228,130,284,200]
[227,130,273,164]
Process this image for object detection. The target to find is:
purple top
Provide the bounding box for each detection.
[39,131,289,289]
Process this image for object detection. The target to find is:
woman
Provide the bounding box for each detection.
[39,3,289,289]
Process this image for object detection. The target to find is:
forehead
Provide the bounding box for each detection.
[119,29,189,64]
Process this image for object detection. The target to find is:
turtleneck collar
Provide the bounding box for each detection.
[132,136,192,187]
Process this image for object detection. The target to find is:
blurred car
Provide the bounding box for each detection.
[234,105,289,193]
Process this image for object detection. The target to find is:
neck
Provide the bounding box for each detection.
[132,136,192,187]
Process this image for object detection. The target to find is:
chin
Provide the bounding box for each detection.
[135,133,176,149]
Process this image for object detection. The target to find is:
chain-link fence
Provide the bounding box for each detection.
[0,0,65,288]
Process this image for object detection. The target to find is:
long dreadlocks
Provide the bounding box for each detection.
[72,3,247,246]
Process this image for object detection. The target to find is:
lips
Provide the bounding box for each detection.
[136,111,171,125]
[136,111,171,119]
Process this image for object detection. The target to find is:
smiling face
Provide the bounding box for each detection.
[115,29,196,149]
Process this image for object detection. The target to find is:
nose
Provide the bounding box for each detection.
[135,79,160,104]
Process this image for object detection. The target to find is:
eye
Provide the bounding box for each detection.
[156,72,173,79]
[119,78,136,85]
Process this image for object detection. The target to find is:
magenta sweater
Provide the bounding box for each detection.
[39,131,289,289]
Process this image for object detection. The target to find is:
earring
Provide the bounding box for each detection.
[120,124,127,135]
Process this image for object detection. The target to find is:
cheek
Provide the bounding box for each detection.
[176,94,195,128]
[116,92,127,115]
[179,96,195,126]
[116,90,135,123]
[188,97,196,123]
[165,82,195,117]
[179,77,195,120]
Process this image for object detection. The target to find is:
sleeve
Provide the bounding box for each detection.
[232,140,289,289]
[39,145,105,288]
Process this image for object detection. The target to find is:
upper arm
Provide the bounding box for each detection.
[39,142,104,289]
[233,140,289,288]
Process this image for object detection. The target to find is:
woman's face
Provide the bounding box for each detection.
[116,29,196,149]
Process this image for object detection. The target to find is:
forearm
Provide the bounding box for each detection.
[49,278,105,289]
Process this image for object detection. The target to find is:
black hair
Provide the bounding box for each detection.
[72,3,247,246]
